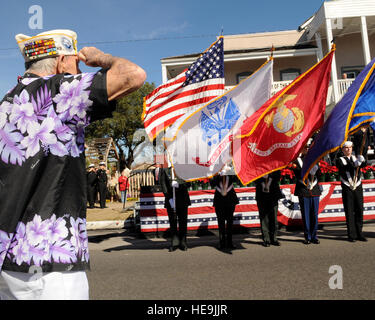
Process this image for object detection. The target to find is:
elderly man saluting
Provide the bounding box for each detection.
[0,29,146,300]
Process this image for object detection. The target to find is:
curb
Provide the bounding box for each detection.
[87,220,125,230]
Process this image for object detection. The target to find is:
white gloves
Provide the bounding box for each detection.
[219,165,232,176]
[310,164,319,176]
[354,155,365,167]
[171,180,179,188]
[169,198,175,209]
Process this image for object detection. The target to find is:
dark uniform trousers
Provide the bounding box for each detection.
[336,155,366,240]
[86,171,97,208]
[97,169,108,209]
[215,201,236,248]
[255,171,283,244]
[258,200,279,243]
[160,167,191,248]
[211,175,239,248]
[293,157,322,242]
[298,196,320,241]
[341,183,364,239]
[166,204,188,247]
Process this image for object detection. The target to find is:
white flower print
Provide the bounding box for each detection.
[4,215,89,268]
[54,79,82,114]
[20,117,57,158]
[12,237,31,266]
[0,72,95,166]
[25,215,49,247]
[46,214,69,244]
[10,90,38,134]
[0,123,26,165]
[0,100,12,115]
[53,74,94,122]
[0,112,6,130]
[69,216,82,256]
[28,241,50,266]
[0,230,13,267]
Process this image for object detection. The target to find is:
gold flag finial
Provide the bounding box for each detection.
[270,45,275,60]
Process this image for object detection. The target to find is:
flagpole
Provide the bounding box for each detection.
[171,166,177,214]
[353,125,369,187]
[270,44,275,59]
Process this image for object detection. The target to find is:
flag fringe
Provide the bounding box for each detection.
[163,58,274,144]
[238,46,336,139]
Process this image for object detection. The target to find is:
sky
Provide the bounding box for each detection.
[0,0,327,166]
[0,0,327,96]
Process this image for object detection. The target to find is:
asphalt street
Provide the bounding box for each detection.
[1,221,374,302]
[86,221,375,300]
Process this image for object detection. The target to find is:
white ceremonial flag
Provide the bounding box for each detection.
[164,58,274,181]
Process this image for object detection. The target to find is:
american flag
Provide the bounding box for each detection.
[142,37,225,141]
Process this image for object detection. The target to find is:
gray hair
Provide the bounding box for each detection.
[25,57,58,74]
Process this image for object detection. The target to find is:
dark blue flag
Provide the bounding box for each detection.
[302,57,375,181]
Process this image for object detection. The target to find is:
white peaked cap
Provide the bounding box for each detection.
[343,141,353,147]
[99,162,106,166]
[15,29,78,62]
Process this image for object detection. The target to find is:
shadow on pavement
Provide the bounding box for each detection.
[90,221,375,252]
[97,226,256,253]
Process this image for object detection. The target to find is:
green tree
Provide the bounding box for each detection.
[85,82,155,171]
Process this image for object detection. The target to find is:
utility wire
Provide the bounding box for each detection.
[0,26,374,52]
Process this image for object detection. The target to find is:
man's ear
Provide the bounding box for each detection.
[56,55,65,74]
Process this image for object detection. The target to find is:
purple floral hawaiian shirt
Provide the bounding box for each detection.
[0,70,115,273]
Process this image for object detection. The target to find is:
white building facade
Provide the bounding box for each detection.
[160,0,375,112]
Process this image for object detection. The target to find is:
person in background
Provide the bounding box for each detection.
[255,170,283,247]
[97,162,108,209]
[118,169,129,207]
[86,164,97,209]
[292,143,322,245]
[160,166,191,252]
[0,28,146,300]
[210,164,239,251]
[336,140,367,242]
[108,172,118,203]
[153,163,162,185]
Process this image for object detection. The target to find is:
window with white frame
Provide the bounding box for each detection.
[341,66,364,79]
[236,71,253,84]
[280,68,301,81]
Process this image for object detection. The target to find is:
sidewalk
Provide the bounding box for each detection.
[86,200,136,230]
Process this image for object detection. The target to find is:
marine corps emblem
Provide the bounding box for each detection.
[264,94,304,137]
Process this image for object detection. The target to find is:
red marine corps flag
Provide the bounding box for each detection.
[232,46,335,185]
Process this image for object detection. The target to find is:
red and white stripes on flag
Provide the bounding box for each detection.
[142,37,225,141]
